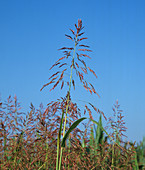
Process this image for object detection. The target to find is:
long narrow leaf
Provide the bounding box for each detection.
[95,115,104,148]
[61,117,87,147]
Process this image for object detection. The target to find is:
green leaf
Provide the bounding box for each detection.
[81,137,86,148]
[89,126,94,147]
[59,110,65,139]
[90,118,108,139]
[61,117,87,147]
[95,114,104,147]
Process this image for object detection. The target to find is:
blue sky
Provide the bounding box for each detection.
[0,0,145,143]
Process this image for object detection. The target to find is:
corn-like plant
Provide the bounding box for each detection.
[40,19,102,170]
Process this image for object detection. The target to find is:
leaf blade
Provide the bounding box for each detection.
[61,117,87,147]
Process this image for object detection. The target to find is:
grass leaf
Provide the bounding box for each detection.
[61,117,87,147]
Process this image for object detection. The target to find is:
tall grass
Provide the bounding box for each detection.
[0,19,144,169]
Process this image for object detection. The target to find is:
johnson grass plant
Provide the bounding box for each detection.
[0,19,144,169]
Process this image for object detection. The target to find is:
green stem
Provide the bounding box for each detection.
[56,134,60,169]
[58,35,78,170]
[56,110,65,170]
[112,136,115,167]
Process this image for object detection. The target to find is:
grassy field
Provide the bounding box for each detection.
[0,19,145,170]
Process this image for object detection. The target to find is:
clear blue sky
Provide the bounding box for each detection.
[0,0,145,143]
